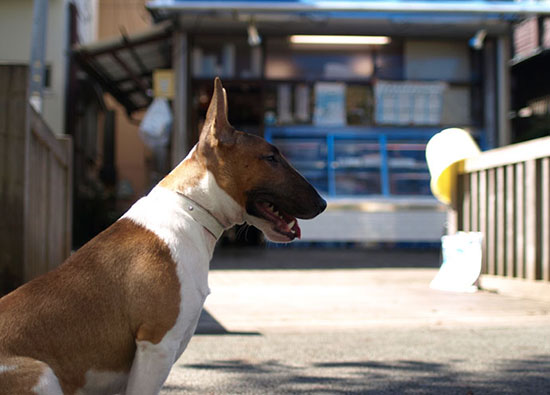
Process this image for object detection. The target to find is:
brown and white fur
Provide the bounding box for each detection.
[0,78,326,394]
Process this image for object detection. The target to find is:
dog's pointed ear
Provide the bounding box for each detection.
[200,77,234,145]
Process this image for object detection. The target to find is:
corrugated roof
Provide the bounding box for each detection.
[73,21,174,114]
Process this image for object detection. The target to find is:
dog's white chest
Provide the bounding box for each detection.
[123,187,213,353]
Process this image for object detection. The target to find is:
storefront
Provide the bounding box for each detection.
[77,1,535,243]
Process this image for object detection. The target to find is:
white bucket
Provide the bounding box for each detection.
[430,232,483,293]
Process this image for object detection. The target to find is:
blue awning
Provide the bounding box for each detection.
[146,0,535,37]
[147,0,550,16]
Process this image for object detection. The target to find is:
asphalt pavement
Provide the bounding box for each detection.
[161,247,550,394]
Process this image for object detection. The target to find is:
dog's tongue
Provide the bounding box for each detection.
[280,212,301,239]
[291,220,301,239]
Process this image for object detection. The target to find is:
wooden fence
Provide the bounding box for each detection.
[0,65,72,294]
[451,136,550,282]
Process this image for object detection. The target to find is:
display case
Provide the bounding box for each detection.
[265,126,440,197]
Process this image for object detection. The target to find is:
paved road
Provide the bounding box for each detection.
[161,248,550,394]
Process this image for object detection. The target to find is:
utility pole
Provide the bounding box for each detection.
[29,0,49,113]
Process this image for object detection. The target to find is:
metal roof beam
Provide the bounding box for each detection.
[75,54,138,114]
[110,52,151,103]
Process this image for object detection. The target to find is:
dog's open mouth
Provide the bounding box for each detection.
[255,200,301,240]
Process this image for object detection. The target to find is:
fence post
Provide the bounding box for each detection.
[496,166,506,276]
[541,157,550,281]
[479,170,487,274]
[487,168,496,275]
[461,173,471,232]
[515,163,525,278]
[60,137,73,258]
[525,159,538,280]
[506,164,515,277]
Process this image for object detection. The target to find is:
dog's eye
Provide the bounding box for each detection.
[262,154,277,163]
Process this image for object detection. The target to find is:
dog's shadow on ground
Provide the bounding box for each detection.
[195,309,260,336]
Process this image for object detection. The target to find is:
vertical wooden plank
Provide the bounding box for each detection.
[524,159,540,280]
[496,166,506,276]
[61,137,73,259]
[29,135,37,281]
[0,67,6,200]
[471,172,479,232]
[56,164,64,267]
[447,168,460,235]
[47,150,56,272]
[31,134,47,281]
[525,159,538,280]
[54,161,65,269]
[515,162,525,279]
[541,157,550,281]
[30,136,39,281]
[479,170,487,274]
[22,77,32,286]
[461,173,471,231]
[506,164,516,277]
[487,168,496,275]
[38,138,48,277]
[26,136,36,282]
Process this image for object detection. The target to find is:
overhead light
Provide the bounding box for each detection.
[289,35,391,46]
[247,21,261,47]
[469,29,486,50]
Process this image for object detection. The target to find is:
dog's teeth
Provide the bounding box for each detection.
[290,229,296,234]
[287,220,295,229]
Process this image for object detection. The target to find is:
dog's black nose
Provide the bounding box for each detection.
[317,197,327,214]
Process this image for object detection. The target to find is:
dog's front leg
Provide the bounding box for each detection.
[124,339,176,395]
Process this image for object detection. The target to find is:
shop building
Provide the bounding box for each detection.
[74,0,550,244]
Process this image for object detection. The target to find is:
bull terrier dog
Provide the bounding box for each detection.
[0,77,326,394]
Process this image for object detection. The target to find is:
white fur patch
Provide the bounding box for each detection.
[122,185,215,351]
[32,366,63,395]
[123,174,245,361]
[183,170,245,228]
[76,370,128,395]
[125,339,180,394]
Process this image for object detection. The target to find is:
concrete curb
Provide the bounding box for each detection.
[480,274,550,303]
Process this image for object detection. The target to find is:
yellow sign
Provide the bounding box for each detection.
[153,69,175,99]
